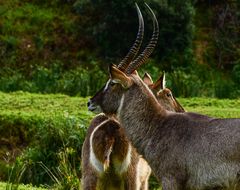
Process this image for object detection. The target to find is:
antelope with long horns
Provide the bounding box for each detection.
[82,4,185,190]
[82,72,184,190]
[88,3,240,190]
[82,4,147,190]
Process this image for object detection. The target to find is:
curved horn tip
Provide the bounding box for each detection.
[135,2,139,9]
[135,3,144,27]
[117,2,144,72]
[125,3,159,74]
[144,3,155,15]
[144,3,159,27]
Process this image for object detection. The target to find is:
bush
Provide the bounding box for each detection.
[211,1,240,70]
[1,0,239,99]
[232,63,240,85]
[0,92,93,186]
[55,61,107,96]
[0,61,107,96]
[18,120,85,186]
[214,76,236,99]
[74,0,195,69]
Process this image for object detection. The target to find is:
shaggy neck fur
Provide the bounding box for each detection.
[117,77,167,161]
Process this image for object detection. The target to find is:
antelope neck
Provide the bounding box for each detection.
[116,81,167,144]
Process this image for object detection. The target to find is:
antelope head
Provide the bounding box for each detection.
[143,72,185,112]
[88,3,159,115]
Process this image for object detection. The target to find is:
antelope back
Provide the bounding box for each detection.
[90,118,130,173]
[82,113,150,190]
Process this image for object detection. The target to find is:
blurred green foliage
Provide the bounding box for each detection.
[0,62,107,96]
[0,0,240,98]
[74,0,195,69]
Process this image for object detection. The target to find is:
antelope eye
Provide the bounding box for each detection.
[166,93,172,97]
[110,81,116,86]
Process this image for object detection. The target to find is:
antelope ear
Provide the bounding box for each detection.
[152,72,166,91]
[109,65,133,88]
[132,70,139,76]
[143,72,153,85]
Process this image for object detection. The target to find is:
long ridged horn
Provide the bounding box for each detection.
[117,3,144,72]
[126,3,159,74]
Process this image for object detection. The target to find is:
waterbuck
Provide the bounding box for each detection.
[81,4,149,190]
[82,72,184,190]
[87,5,240,190]
[82,4,185,189]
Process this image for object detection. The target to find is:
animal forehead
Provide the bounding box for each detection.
[89,86,104,103]
[158,88,171,95]
[103,79,119,91]
[103,74,141,93]
[163,88,171,93]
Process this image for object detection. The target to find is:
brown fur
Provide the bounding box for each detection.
[88,65,240,190]
[81,114,144,190]
[83,73,184,190]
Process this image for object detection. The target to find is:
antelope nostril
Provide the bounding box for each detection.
[87,100,91,107]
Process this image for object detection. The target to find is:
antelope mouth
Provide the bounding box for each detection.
[87,100,102,113]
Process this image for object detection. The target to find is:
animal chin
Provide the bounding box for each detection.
[88,105,102,114]
[88,105,96,111]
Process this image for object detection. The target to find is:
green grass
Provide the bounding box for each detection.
[0,91,93,154]
[179,97,240,118]
[1,92,239,122]
[0,91,239,189]
[0,91,93,121]
[0,91,94,186]
[0,182,46,190]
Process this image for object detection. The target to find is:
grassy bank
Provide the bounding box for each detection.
[0,91,94,188]
[0,91,239,189]
[0,182,46,190]
[179,97,240,118]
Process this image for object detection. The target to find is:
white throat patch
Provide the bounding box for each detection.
[117,94,125,119]
[104,79,111,92]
